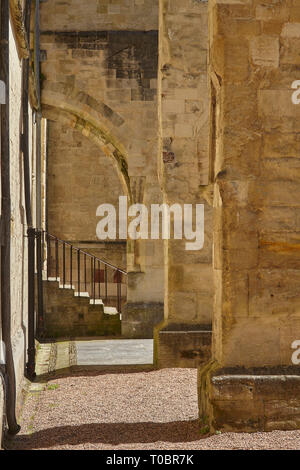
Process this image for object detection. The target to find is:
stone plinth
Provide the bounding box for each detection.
[122,302,164,339]
[155,323,212,368]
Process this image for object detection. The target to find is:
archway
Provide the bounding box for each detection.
[41,82,132,202]
[41,80,165,341]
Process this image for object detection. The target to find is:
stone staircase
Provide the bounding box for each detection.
[41,275,121,339]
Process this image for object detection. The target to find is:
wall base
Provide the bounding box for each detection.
[199,362,300,433]
[155,322,212,368]
[121,302,164,339]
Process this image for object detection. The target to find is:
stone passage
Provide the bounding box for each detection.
[8,341,300,450]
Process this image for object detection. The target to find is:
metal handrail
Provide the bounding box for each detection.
[43,231,127,313]
[44,232,127,275]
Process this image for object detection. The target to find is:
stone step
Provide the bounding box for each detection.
[90,299,104,305]
[74,292,90,298]
[44,278,120,318]
[47,276,60,283]
[104,306,118,316]
[59,283,75,290]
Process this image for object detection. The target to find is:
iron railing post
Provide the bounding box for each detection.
[36,230,44,338]
[70,245,73,288]
[42,231,127,308]
[77,249,80,295]
[26,227,36,379]
[98,260,100,299]
[105,264,108,302]
[93,257,96,302]
[90,256,93,299]
[84,253,87,292]
[46,233,50,279]
[55,237,58,280]
[63,242,66,288]
[117,270,121,313]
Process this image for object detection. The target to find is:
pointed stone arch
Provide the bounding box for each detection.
[41,81,134,201]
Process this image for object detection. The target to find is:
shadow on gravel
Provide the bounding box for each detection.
[10,420,200,449]
[35,367,157,383]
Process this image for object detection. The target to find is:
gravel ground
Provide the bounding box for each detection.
[9,368,300,450]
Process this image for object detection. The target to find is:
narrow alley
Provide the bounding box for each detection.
[6,342,300,451]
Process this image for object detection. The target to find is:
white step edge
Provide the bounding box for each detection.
[47,277,61,283]
[104,306,118,316]
[74,292,90,298]
[90,299,104,305]
[59,284,75,290]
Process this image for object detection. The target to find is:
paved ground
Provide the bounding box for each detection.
[6,342,300,450]
[76,339,153,366]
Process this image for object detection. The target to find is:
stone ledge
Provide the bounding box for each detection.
[207,372,300,432]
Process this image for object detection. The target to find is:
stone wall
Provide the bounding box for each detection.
[0,15,41,447]
[9,18,29,431]
[199,0,300,433]
[40,0,158,32]
[76,242,127,272]
[209,0,300,369]
[39,28,159,184]
[40,0,165,337]
[155,0,213,367]
[158,0,213,325]
[47,120,125,243]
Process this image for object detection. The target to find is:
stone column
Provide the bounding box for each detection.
[122,176,165,339]
[155,0,213,368]
[200,0,300,433]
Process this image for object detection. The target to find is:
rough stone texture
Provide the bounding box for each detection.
[156,0,213,366]
[47,121,125,243]
[209,0,300,367]
[40,0,165,337]
[9,18,28,411]
[40,0,158,32]
[80,243,126,272]
[122,302,164,338]
[199,0,300,433]
[156,324,212,369]
[6,0,300,441]
[43,280,121,338]
[0,19,38,447]
[0,12,46,447]
[200,370,300,433]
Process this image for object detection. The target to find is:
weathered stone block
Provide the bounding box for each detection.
[200,367,300,433]
[122,302,164,339]
[224,38,250,82]
[256,2,289,22]
[156,323,212,369]
[250,35,279,67]
[282,23,300,38]
[280,37,300,65]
